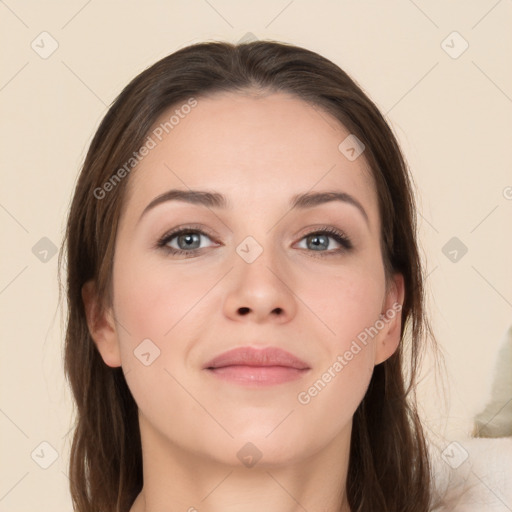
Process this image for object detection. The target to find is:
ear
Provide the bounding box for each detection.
[374,272,405,365]
[81,280,122,368]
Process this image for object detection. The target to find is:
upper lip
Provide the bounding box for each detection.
[204,346,310,370]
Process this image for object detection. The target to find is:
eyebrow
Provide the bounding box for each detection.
[139,188,369,225]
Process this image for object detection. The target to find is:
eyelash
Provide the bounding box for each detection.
[155,224,353,258]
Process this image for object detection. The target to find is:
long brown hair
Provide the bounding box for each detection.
[60,40,436,512]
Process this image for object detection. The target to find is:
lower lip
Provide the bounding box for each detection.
[206,365,309,386]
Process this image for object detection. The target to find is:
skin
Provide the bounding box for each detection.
[83,91,404,512]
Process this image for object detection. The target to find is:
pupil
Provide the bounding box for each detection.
[180,233,199,249]
[309,234,327,251]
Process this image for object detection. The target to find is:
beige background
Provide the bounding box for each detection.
[1,1,511,510]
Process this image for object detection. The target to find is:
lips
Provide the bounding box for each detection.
[204,346,310,386]
[203,346,310,370]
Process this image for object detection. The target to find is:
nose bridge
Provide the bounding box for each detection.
[230,197,282,272]
[234,230,285,291]
[222,228,297,322]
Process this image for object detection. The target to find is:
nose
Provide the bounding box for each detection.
[222,241,298,324]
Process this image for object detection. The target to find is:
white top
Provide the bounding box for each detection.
[429,437,512,511]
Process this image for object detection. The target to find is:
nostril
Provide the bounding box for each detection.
[238,307,250,315]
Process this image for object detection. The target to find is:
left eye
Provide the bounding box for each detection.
[295,229,352,253]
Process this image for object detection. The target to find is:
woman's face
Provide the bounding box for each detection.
[87,91,404,467]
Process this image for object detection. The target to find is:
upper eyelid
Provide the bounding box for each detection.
[159,225,219,243]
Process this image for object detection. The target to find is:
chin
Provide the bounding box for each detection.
[218,427,323,469]
[213,438,308,470]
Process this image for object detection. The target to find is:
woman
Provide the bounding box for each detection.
[61,40,436,512]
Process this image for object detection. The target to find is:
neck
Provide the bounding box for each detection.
[130,413,352,512]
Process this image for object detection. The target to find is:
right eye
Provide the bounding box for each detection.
[156,226,219,258]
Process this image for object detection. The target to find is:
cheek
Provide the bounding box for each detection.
[111,255,215,431]
[301,261,385,349]
[112,253,216,344]
[294,344,374,453]
[288,265,384,430]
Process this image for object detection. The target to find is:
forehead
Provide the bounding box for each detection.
[123,91,379,227]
